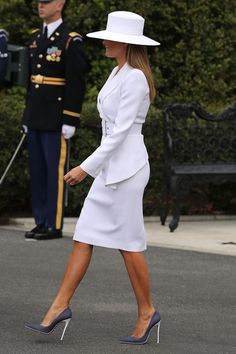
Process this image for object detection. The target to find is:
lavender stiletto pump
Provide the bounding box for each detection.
[24,308,72,341]
[120,311,161,345]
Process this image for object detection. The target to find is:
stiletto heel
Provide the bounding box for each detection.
[25,308,72,340]
[60,318,71,341]
[156,320,161,343]
[120,311,161,345]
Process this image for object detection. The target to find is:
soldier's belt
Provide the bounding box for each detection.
[31,75,66,86]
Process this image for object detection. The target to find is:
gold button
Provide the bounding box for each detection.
[37,64,41,68]
[58,97,62,101]
[39,54,43,58]
[35,84,39,88]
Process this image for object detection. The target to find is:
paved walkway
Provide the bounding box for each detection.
[1,215,236,256]
[0,228,235,354]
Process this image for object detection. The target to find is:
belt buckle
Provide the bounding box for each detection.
[35,74,44,84]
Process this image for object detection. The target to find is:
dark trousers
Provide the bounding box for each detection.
[27,130,67,230]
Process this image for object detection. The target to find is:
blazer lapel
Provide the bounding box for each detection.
[100,63,130,102]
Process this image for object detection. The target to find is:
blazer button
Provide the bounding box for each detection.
[38,54,43,59]
[58,97,62,101]
[35,84,39,89]
[37,64,42,68]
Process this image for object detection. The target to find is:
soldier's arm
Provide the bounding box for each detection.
[21,29,40,127]
[62,33,87,128]
[0,30,8,83]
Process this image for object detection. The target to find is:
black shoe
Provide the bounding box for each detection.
[34,228,63,240]
[25,224,45,239]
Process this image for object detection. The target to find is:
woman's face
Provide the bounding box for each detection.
[103,40,127,61]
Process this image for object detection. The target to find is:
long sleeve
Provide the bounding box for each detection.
[62,35,87,127]
[80,69,149,177]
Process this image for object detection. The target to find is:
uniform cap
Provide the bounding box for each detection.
[37,0,55,3]
[37,0,67,2]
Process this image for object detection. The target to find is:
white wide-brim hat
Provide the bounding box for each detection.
[87,11,160,46]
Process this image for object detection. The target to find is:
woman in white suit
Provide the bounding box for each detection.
[25,11,161,345]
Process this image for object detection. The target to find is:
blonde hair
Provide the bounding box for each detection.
[126,44,156,102]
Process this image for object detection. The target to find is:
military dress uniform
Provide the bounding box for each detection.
[22,21,87,239]
[0,29,8,85]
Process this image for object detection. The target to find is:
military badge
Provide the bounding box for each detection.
[46,47,62,62]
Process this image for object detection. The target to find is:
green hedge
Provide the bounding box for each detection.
[1,0,235,108]
[0,88,163,216]
[0,87,30,215]
[1,88,235,217]
[0,0,236,216]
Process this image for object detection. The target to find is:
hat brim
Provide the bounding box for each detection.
[86,30,160,46]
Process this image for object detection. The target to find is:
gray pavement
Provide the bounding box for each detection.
[0,226,236,354]
[2,215,236,256]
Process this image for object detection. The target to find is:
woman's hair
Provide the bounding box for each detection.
[126,44,156,102]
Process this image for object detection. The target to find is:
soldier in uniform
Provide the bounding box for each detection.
[0,28,8,86]
[23,0,87,240]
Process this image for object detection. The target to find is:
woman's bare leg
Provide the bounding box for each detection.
[119,250,156,337]
[41,241,93,326]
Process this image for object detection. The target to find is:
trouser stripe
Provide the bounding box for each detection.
[56,136,67,229]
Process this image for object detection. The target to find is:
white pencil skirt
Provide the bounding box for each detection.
[73,163,150,252]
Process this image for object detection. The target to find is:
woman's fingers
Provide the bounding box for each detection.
[64,172,70,183]
[64,174,79,185]
[64,172,74,183]
[64,167,87,185]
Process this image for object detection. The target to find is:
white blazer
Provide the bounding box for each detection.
[80,63,150,186]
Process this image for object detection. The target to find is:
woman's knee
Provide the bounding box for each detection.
[73,241,93,253]
[119,249,128,258]
[119,249,138,259]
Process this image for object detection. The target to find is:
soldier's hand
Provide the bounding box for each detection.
[64,166,87,185]
[62,124,76,139]
[21,125,28,134]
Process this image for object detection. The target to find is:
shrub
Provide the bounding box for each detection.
[0,88,163,217]
[0,0,235,216]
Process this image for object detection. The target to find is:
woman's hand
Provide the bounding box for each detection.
[64,166,87,185]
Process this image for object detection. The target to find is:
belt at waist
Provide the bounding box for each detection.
[31,75,66,86]
[103,121,142,136]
